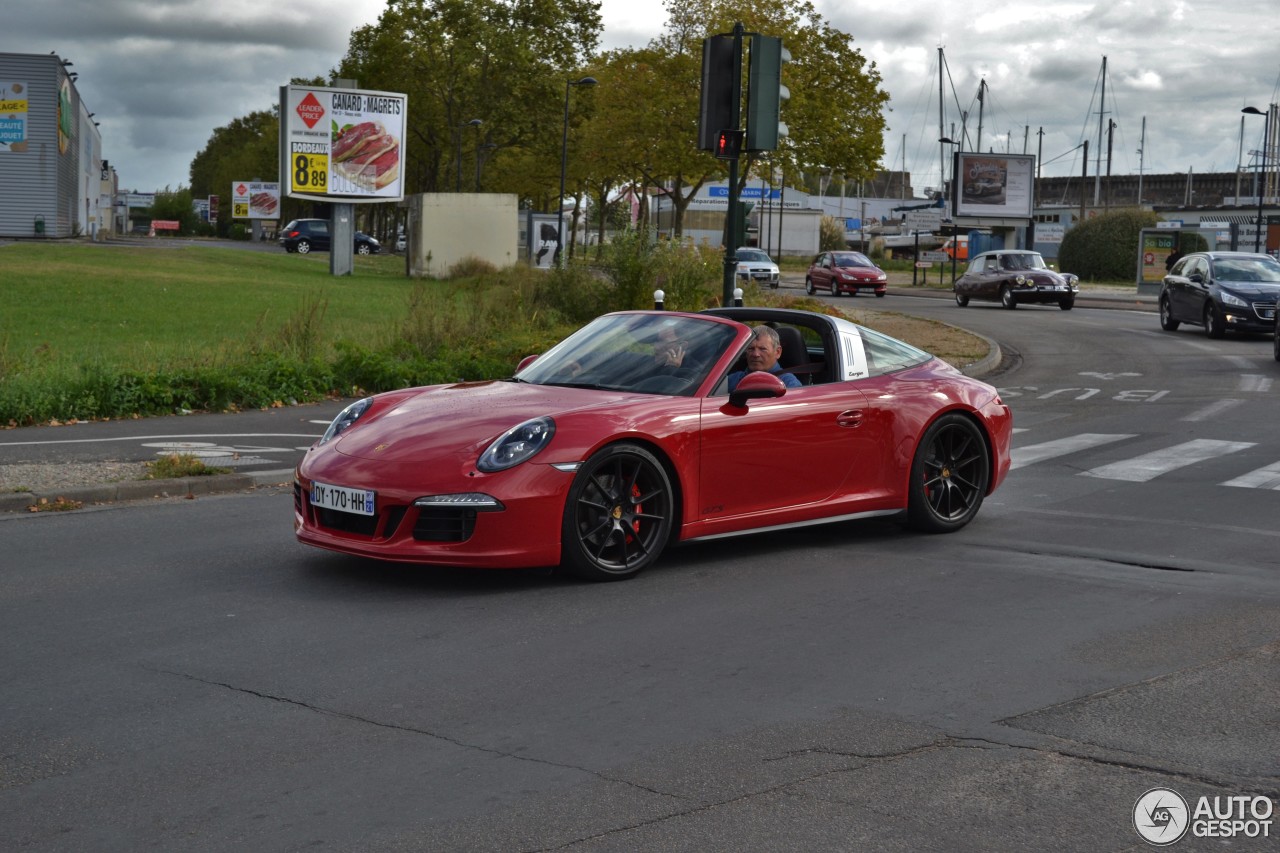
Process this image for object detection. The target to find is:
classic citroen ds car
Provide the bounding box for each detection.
[953,250,1079,310]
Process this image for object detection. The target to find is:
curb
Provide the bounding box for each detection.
[0,469,295,513]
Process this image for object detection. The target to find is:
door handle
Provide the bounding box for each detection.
[836,410,864,428]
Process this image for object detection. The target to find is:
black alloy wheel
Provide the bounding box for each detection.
[1159,296,1180,331]
[1203,302,1226,339]
[906,413,990,533]
[561,443,674,581]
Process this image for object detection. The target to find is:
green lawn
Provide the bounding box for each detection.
[2,242,413,370]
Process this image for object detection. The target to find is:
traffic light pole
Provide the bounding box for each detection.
[720,23,745,308]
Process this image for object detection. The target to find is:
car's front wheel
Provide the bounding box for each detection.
[1059,297,1074,310]
[1000,285,1017,309]
[1204,302,1226,339]
[1159,296,1180,331]
[955,291,969,307]
[906,414,990,533]
[1274,321,1280,361]
[296,240,312,255]
[561,443,674,581]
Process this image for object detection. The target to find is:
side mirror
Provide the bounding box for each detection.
[516,354,539,372]
[1188,272,1204,284]
[728,371,787,408]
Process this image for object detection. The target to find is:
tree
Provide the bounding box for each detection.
[189,109,283,237]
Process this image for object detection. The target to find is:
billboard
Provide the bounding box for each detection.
[0,81,28,153]
[231,181,279,219]
[279,85,407,203]
[952,152,1035,219]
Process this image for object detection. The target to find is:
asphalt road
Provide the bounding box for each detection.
[2,288,1278,851]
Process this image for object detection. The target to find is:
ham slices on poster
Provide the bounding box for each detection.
[279,85,408,203]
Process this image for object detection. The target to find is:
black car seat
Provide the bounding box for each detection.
[775,326,815,385]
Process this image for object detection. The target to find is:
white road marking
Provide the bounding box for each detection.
[1010,433,1136,470]
[1222,461,1280,490]
[1081,439,1255,482]
[1181,399,1244,422]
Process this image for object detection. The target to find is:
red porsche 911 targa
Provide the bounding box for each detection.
[295,307,1012,580]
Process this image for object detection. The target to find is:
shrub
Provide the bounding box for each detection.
[1058,208,1160,280]
[819,215,846,251]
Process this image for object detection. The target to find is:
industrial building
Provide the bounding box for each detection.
[0,52,113,239]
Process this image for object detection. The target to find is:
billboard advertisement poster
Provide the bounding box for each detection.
[0,82,28,153]
[231,182,280,219]
[279,85,408,203]
[953,152,1035,219]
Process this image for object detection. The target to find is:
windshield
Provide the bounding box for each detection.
[1212,257,1280,283]
[737,249,771,263]
[514,313,740,396]
[999,253,1048,271]
[834,252,875,268]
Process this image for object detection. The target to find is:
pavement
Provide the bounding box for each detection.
[2,281,1162,514]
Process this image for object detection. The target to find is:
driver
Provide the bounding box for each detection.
[727,326,802,391]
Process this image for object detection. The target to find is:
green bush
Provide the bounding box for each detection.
[1058,208,1160,280]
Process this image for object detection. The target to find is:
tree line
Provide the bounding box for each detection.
[187,0,889,246]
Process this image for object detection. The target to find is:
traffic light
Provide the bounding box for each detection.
[715,129,744,160]
[698,35,737,152]
[746,35,790,152]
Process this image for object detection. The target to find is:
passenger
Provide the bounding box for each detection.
[727,326,802,391]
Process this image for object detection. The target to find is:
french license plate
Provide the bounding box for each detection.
[310,481,375,516]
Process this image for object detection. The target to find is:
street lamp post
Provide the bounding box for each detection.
[455,118,481,192]
[476,142,495,193]
[1242,106,1269,253]
[558,76,597,268]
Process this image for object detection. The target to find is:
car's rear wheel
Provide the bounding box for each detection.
[1000,285,1017,309]
[805,277,816,295]
[356,243,371,255]
[906,413,990,533]
[955,291,969,307]
[1204,302,1225,339]
[296,240,312,255]
[1159,296,1180,331]
[561,443,674,581]
[830,280,839,297]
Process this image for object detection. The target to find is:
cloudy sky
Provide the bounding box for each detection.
[17,0,1280,194]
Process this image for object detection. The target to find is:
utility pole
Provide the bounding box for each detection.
[1094,55,1107,206]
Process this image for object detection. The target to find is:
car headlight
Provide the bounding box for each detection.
[477,416,556,472]
[319,397,372,445]
[1219,291,1247,308]
[1015,274,1028,286]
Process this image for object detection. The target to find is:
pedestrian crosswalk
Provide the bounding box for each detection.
[1010,431,1280,489]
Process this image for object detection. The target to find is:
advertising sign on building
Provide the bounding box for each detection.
[0,81,28,153]
[952,152,1035,219]
[279,85,408,203]
[231,182,279,219]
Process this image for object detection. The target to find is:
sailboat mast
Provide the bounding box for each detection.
[1094,56,1106,206]
[976,79,986,152]
[938,47,945,194]
[1138,116,1147,205]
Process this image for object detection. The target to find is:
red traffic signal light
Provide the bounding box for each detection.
[715,129,744,160]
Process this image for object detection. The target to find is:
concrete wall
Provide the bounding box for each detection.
[408,192,518,276]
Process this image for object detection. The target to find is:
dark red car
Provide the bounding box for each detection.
[806,251,888,297]
[295,308,1012,580]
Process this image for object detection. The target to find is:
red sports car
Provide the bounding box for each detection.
[295,308,1012,580]
[806,251,889,297]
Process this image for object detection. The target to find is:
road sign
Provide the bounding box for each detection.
[905,210,942,230]
[920,251,949,262]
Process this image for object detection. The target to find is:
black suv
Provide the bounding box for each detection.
[1159,251,1280,338]
[279,219,381,255]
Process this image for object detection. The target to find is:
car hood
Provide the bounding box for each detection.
[1217,281,1280,298]
[1015,270,1069,285]
[837,266,884,279]
[328,380,650,465]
